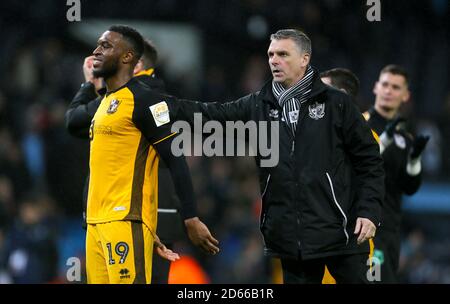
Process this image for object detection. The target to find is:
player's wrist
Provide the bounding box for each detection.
[184,216,200,225]
[406,156,421,176]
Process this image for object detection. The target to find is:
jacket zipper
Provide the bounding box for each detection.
[325,172,349,245]
[261,174,271,199]
[260,174,271,226]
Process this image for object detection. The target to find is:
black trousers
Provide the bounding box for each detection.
[281,253,371,284]
[151,243,173,284]
[374,229,400,283]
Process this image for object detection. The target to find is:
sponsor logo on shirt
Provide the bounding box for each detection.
[149,101,170,127]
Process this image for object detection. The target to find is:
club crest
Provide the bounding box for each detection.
[289,110,299,123]
[107,99,121,114]
[308,102,325,120]
[269,109,279,119]
[394,133,406,149]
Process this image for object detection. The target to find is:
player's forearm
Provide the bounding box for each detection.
[174,94,252,125]
[155,138,198,220]
[400,166,422,195]
[70,82,98,108]
[66,82,99,136]
[66,83,103,138]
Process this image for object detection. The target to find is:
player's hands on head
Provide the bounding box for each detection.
[184,217,220,255]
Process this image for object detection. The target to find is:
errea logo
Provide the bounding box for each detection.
[119,268,131,279]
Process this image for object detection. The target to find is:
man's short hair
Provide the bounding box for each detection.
[320,68,360,98]
[270,29,312,55]
[108,25,144,63]
[380,64,409,86]
[140,39,158,69]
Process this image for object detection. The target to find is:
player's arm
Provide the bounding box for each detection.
[342,96,384,244]
[154,233,180,262]
[132,95,219,255]
[170,93,256,126]
[65,83,101,138]
[154,136,219,255]
[399,133,429,195]
[65,56,104,138]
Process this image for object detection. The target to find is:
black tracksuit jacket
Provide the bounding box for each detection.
[366,108,422,232]
[173,73,385,260]
[365,107,422,281]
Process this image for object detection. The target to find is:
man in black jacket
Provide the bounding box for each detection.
[365,65,429,283]
[65,38,216,283]
[173,29,385,283]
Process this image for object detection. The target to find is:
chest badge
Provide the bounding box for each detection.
[107,99,121,114]
[269,109,279,119]
[289,110,299,123]
[394,133,406,149]
[308,102,325,120]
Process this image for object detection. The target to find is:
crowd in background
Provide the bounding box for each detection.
[0,0,449,283]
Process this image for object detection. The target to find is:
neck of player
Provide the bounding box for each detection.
[105,69,134,92]
[374,104,399,120]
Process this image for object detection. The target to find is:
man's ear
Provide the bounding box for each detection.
[301,53,311,68]
[373,81,379,96]
[122,50,134,64]
[402,89,411,104]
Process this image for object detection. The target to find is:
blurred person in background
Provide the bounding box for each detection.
[174,29,384,283]
[364,64,429,283]
[320,68,360,101]
[65,38,185,284]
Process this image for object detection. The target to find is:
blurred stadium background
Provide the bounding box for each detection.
[0,0,449,283]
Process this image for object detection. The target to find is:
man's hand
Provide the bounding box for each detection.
[83,55,103,92]
[385,117,405,137]
[379,117,405,154]
[410,135,430,159]
[354,217,376,245]
[184,217,220,255]
[154,234,180,262]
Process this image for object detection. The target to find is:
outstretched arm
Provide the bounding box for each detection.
[154,136,220,255]
[133,94,220,255]
[171,93,256,126]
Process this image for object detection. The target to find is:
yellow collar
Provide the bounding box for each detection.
[134,68,154,77]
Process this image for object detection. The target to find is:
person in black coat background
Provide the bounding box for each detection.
[365,64,429,283]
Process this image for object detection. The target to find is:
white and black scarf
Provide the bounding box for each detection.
[272,65,314,136]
